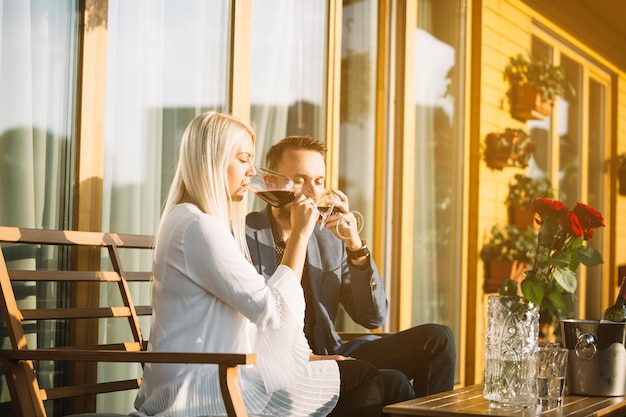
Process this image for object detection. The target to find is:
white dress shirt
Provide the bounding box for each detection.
[132,203,339,417]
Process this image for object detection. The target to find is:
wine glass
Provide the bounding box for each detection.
[249,167,296,207]
[316,189,364,239]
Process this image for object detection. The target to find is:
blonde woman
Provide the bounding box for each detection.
[133,112,382,417]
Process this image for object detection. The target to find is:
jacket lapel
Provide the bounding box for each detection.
[247,206,279,276]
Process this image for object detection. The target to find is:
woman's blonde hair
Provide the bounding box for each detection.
[158,111,255,257]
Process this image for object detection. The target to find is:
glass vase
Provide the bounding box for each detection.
[483,295,540,408]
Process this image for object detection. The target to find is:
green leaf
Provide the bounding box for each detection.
[570,236,584,248]
[575,246,604,266]
[521,279,544,305]
[553,267,577,293]
[499,278,519,296]
[548,251,570,268]
[547,290,569,312]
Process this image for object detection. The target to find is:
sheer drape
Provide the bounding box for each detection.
[100,0,230,412]
[412,0,464,330]
[249,0,327,212]
[0,1,76,230]
[412,20,449,323]
[103,0,231,237]
[0,1,79,413]
[336,0,378,332]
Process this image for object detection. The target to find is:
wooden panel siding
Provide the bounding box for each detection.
[472,0,626,382]
[475,0,536,383]
[482,86,506,117]
[483,12,528,50]
[616,74,626,290]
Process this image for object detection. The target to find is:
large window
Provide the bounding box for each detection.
[335,0,379,330]
[103,0,232,235]
[0,1,78,231]
[527,32,611,320]
[0,2,79,414]
[410,0,465,359]
[99,1,232,413]
[248,0,328,206]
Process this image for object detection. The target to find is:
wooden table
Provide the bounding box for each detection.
[383,385,626,417]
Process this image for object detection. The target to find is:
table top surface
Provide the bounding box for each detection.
[382,385,626,417]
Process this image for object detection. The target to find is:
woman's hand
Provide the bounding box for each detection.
[290,195,318,238]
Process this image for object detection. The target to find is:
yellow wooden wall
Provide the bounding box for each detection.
[617,73,626,264]
[616,73,626,301]
[472,0,532,383]
[469,0,626,383]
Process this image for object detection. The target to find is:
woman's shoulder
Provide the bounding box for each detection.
[171,203,218,223]
[166,204,229,238]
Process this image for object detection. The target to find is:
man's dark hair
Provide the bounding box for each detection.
[266,136,327,171]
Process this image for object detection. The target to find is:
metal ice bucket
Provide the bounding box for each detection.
[561,319,626,396]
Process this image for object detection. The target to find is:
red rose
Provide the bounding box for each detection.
[561,211,584,237]
[532,197,567,217]
[573,202,605,229]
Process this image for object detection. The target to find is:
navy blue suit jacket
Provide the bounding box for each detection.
[245,206,388,354]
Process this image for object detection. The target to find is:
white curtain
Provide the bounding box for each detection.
[412,29,451,323]
[0,1,78,411]
[249,0,327,212]
[100,0,230,412]
[0,0,76,230]
[336,0,378,332]
[412,0,463,327]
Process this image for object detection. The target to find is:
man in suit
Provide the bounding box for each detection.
[246,136,456,404]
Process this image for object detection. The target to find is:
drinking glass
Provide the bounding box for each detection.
[316,189,364,239]
[536,344,568,409]
[249,167,296,207]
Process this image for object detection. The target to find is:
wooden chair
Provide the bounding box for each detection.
[0,226,254,417]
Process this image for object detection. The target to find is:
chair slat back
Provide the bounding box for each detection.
[0,226,155,416]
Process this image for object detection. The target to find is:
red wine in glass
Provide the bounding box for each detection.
[316,189,364,237]
[255,190,296,207]
[318,205,339,221]
[250,167,296,207]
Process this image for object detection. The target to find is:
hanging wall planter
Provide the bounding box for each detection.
[484,128,534,170]
[505,54,574,122]
[480,224,537,293]
[512,84,553,120]
[483,259,515,293]
[505,173,554,229]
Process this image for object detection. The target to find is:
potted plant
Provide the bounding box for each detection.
[484,128,534,170]
[480,224,537,293]
[505,174,554,229]
[505,53,574,121]
[618,153,626,195]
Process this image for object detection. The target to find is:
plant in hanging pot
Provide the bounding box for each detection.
[505,174,555,229]
[500,197,605,333]
[504,53,574,121]
[484,128,535,170]
[480,224,537,293]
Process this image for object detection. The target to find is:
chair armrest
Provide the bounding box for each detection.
[0,348,255,365]
[0,349,255,417]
